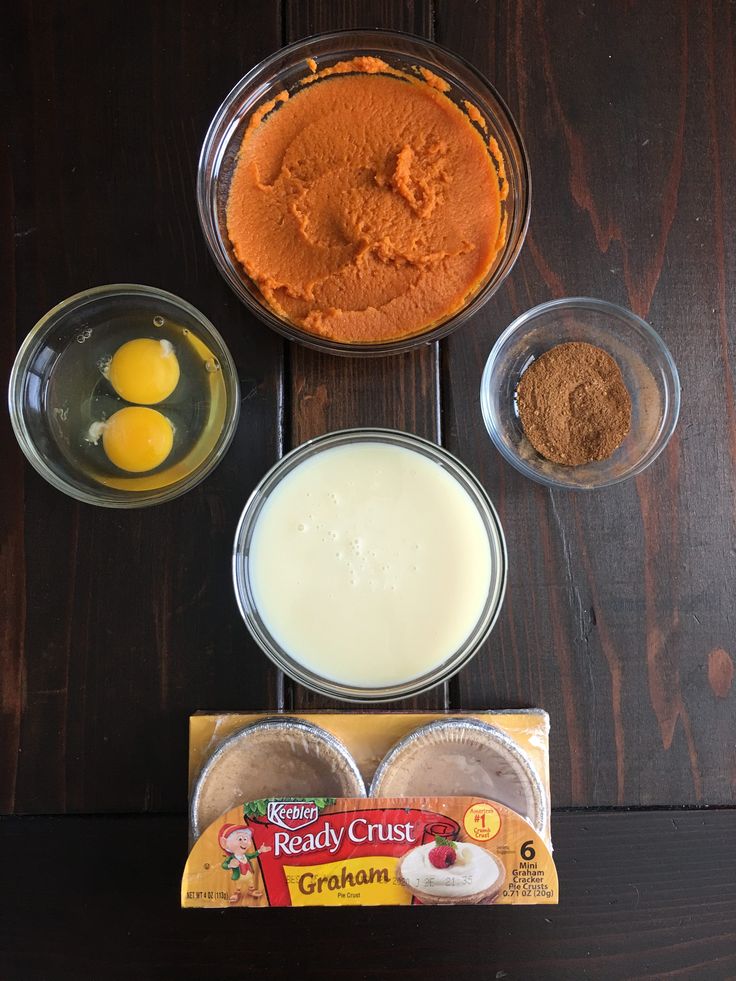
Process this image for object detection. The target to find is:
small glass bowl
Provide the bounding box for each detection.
[232,429,508,702]
[480,298,681,489]
[8,284,241,507]
[197,29,530,356]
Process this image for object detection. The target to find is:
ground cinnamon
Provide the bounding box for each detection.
[516,342,632,466]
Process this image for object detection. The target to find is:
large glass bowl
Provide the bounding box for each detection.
[198,30,530,356]
[480,298,681,489]
[232,429,508,702]
[8,284,241,507]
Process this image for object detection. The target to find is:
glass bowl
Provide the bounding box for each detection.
[8,284,241,508]
[232,429,508,702]
[197,29,530,356]
[480,298,681,489]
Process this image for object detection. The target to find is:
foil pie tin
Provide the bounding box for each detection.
[190,716,366,839]
[369,718,548,834]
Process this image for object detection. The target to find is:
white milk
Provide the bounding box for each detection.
[248,442,494,688]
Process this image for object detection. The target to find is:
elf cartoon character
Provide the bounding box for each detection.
[218,823,271,902]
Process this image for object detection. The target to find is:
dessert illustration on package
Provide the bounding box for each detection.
[397,836,506,905]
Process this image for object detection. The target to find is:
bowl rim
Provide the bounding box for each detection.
[8,282,241,509]
[480,296,682,490]
[232,427,508,702]
[197,28,531,357]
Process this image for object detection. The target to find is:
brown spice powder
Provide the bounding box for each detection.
[517,342,632,466]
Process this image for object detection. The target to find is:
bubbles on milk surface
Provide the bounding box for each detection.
[286,466,428,601]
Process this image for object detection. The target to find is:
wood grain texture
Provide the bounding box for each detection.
[1,809,735,980]
[2,1,286,814]
[436,0,736,805]
[283,0,449,712]
[0,112,25,815]
[2,0,735,816]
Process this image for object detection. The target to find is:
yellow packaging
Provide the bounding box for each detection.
[183,710,557,908]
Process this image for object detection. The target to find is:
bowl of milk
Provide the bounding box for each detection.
[233,429,507,702]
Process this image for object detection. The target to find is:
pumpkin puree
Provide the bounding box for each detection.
[226,58,506,343]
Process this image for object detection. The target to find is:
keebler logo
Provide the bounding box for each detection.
[267,801,320,831]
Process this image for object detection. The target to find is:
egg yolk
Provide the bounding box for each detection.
[106,338,180,404]
[101,406,174,473]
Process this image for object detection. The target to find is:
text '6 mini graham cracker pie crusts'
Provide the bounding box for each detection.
[182,711,558,908]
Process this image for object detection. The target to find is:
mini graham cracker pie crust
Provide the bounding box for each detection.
[370,718,547,833]
[190,717,366,838]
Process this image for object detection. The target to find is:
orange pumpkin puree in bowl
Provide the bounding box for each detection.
[226,58,506,344]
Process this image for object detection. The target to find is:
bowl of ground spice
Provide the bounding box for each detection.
[480,298,680,489]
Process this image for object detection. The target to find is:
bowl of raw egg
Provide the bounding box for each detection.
[9,284,240,507]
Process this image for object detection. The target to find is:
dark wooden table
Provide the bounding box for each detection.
[2,1,735,978]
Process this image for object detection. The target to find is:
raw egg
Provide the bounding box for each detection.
[106,337,180,404]
[91,406,174,473]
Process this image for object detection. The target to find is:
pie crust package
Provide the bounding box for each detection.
[183,710,557,908]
